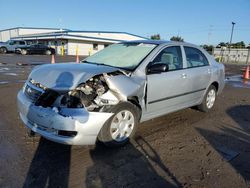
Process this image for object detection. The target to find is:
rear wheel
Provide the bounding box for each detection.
[0,47,7,54]
[98,102,140,147]
[197,85,217,112]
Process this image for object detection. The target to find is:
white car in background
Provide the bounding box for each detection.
[0,40,27,53]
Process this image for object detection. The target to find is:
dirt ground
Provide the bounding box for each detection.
[0,54,250,188]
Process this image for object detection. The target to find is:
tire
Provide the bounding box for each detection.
[98,102,140,147]
[0,47,7,54]
[197,85,217,112]
[45,50,51,55]
[21,49,27,55]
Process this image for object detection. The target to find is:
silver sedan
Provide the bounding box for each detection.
[17,40,225,147]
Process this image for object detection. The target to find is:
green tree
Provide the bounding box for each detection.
[201,44,214,55]
[216,42,226,48]
[150,34,161,40]
[233,41,245,48]
[170,36,184,42]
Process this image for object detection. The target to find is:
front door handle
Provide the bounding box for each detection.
[181,73,187,79]
[208,69,211,74]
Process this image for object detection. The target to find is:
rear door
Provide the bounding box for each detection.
[146,45,190,119]
[183,46,212,104]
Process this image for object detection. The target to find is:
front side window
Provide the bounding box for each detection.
[8,41,14,45]
[151,46,183,71]
[84,42,157,70]
[184,47,209,68]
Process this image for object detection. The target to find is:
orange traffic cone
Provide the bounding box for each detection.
[76,54,79,63]
[51,54,55,64]
[243,66,249,79]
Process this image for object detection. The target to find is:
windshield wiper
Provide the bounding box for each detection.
[81,60,96,64]
[82,60,132,71]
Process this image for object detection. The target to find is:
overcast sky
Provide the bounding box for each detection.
[0,0,249,45]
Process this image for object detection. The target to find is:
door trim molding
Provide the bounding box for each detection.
[148,88,206,104]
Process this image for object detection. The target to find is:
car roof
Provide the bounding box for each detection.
[124,40,198,47]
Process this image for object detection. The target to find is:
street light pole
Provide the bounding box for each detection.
[229,22,236,49]
[228,22,236,62]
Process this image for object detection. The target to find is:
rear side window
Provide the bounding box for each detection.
[184,47,209,68]
[19,41,25,45]
[151,46,183,71]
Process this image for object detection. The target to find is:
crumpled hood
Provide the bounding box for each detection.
[29,62,119,92]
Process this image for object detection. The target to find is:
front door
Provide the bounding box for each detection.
[145,46,189,119]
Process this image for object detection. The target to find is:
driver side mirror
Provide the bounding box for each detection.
[147,63,169,74]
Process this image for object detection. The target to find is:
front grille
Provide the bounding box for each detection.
[24,83,44,102]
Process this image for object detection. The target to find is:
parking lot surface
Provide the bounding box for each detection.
[0,54,250,188]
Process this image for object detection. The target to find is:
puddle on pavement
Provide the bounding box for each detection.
[3,73,18,76]
[0,65,28,75]
[0,80,26,85]
[0,81,10,84]
[0,67,10,71]
[225,75,250,89]
[16,62,45,66]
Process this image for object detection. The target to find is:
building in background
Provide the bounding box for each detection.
[0,27,147,55]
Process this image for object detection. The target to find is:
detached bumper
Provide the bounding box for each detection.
[17,90,113,145]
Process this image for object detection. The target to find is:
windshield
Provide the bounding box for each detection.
[83,42,157,70]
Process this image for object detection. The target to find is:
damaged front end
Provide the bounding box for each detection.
[50,74,121,112]
[17,69,145,145]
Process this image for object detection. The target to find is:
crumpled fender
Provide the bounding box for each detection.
[104,74,146,101]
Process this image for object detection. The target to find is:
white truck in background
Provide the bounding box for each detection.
[0,40,28,53]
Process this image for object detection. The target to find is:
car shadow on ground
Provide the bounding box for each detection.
[85,137,181,188]
[196,105,250,183]
[23,136,181,188]
[23,137,71,188]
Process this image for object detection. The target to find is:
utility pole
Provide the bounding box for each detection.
[228,22,236,62]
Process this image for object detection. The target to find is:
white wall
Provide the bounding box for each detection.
[213,48,250,63]
[67,40,105,56]
[0,29,19,42]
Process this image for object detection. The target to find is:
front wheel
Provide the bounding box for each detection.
[197,85,217,112]
[98,102,140,147]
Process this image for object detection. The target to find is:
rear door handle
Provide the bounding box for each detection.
[181,73,187,79]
